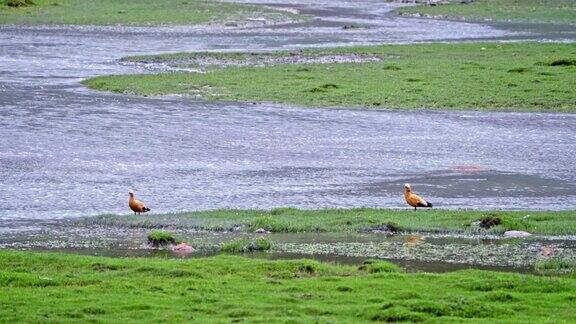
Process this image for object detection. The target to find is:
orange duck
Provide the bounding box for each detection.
[404,184,433,210]
[128,190,150,214]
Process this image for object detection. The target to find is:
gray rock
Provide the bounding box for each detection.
[504,230,532,238]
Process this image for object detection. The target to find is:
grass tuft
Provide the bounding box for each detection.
[535,259,575,276]
[477,214,502,229]
[369,307,425,322]
[383,64,401,71]
[147,230,179,247]
[270,207,298,215]
[408,300,451,316]
[4,0,35,7]
[358,260,402,274]
[507,67,530,73]
[546,58,576,67]
[221,237,272,253]
[82,307,106,315]
[484,291,517,302]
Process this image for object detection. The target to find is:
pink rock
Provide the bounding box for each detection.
[503,230,532,238]
[171,242,195,255]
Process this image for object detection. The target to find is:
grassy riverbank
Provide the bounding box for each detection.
[83,42,576,112]
[396,0,576,25]
[0,0,296,26]
[1,250,575,322]
[82,208,576,235]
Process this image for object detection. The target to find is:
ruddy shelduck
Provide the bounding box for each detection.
[128,190,150,214]
[404,184,433,210]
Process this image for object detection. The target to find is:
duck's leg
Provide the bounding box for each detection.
[414,207,417,211]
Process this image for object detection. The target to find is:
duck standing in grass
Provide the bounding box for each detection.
[128,190,150,214]
[404,184,433,210]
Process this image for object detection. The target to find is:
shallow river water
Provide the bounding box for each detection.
[1,0,576,221]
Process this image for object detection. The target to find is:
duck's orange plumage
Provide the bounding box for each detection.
[404,184,432,210]
[128,190,150,214]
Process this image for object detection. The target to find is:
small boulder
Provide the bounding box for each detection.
[503,230,531,238]
[171,242,195,255]
[255,228,270,234]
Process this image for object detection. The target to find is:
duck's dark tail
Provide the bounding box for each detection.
[417,201,433,208]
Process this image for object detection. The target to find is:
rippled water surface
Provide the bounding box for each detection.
[1,0,575,220]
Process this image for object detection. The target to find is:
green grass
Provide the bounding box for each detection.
[535,259,576,276]
[147,230,180,247]
[0,0,297,26]
[82,42,576,112]
[0,250,575,322]
[220,237,272,253]
[396,0,576,25]
[81,208,576,235]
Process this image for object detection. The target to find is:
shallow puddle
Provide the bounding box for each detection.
[2,221,574,273]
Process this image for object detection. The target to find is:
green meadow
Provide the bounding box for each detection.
[0,0,297,26]
[1,250,575,322]
[396,0,576,25]
[83,42,576,112]
[82,208,576,235]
